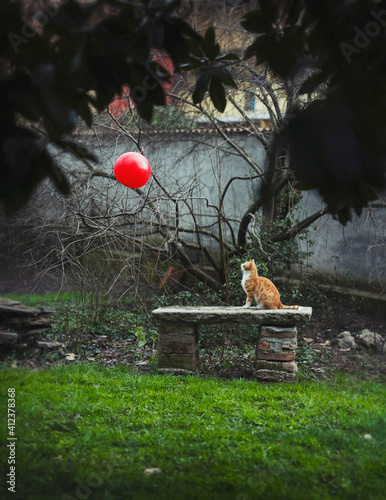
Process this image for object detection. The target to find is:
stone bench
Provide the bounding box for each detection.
[152,306,312,381]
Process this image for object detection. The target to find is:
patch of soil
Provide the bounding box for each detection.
[295,299,385,381]
[306,298,385,338]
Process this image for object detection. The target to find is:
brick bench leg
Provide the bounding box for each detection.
[255,325,298,382]
[157,322,200,374]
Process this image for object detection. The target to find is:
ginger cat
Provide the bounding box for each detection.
[241,259,299,310]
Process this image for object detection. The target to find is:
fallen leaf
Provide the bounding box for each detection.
[363,434,373,439]
[303,337,314,343]
[144,468,162,475]
[318,341,331,346]
[65,353,76,361]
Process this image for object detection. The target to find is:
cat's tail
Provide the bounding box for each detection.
[280,305,300,310]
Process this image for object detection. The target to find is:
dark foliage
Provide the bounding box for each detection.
[243,0,386,223]
[0,0,204,211]
[1,0,386,224]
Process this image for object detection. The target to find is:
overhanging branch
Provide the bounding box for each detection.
[271,207,329,243]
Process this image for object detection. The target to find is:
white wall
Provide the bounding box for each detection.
[53,130,386,287]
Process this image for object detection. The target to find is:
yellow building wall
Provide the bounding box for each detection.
[174,1,286,127]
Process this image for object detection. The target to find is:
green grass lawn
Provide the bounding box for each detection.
[0,364,385,500]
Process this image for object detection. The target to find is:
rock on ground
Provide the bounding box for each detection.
[333,331,356,350]
[357,329,385,353]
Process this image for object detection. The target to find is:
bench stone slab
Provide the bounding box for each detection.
[152,306,312,326]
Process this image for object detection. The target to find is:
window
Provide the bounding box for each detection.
[245,92,255,111]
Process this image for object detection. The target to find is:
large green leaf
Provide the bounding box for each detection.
[241,10,272,34]
[204,26,216,47]
[209,78,226,113]
[212,68,237,89]
[192,72,210,105]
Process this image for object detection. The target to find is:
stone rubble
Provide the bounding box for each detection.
[332,331,357,350]
[357,329,385,353]
[329,329,386,354]
[0,297,58,351]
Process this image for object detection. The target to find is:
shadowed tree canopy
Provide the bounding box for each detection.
[0,0,227,210]
[241,0,386,224]
[1,0,386,223]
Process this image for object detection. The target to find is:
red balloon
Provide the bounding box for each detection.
[114,152,151,188]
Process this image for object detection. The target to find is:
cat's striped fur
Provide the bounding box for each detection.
[241,259,299,310]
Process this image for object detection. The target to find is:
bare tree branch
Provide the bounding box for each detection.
[271,207,329,243]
